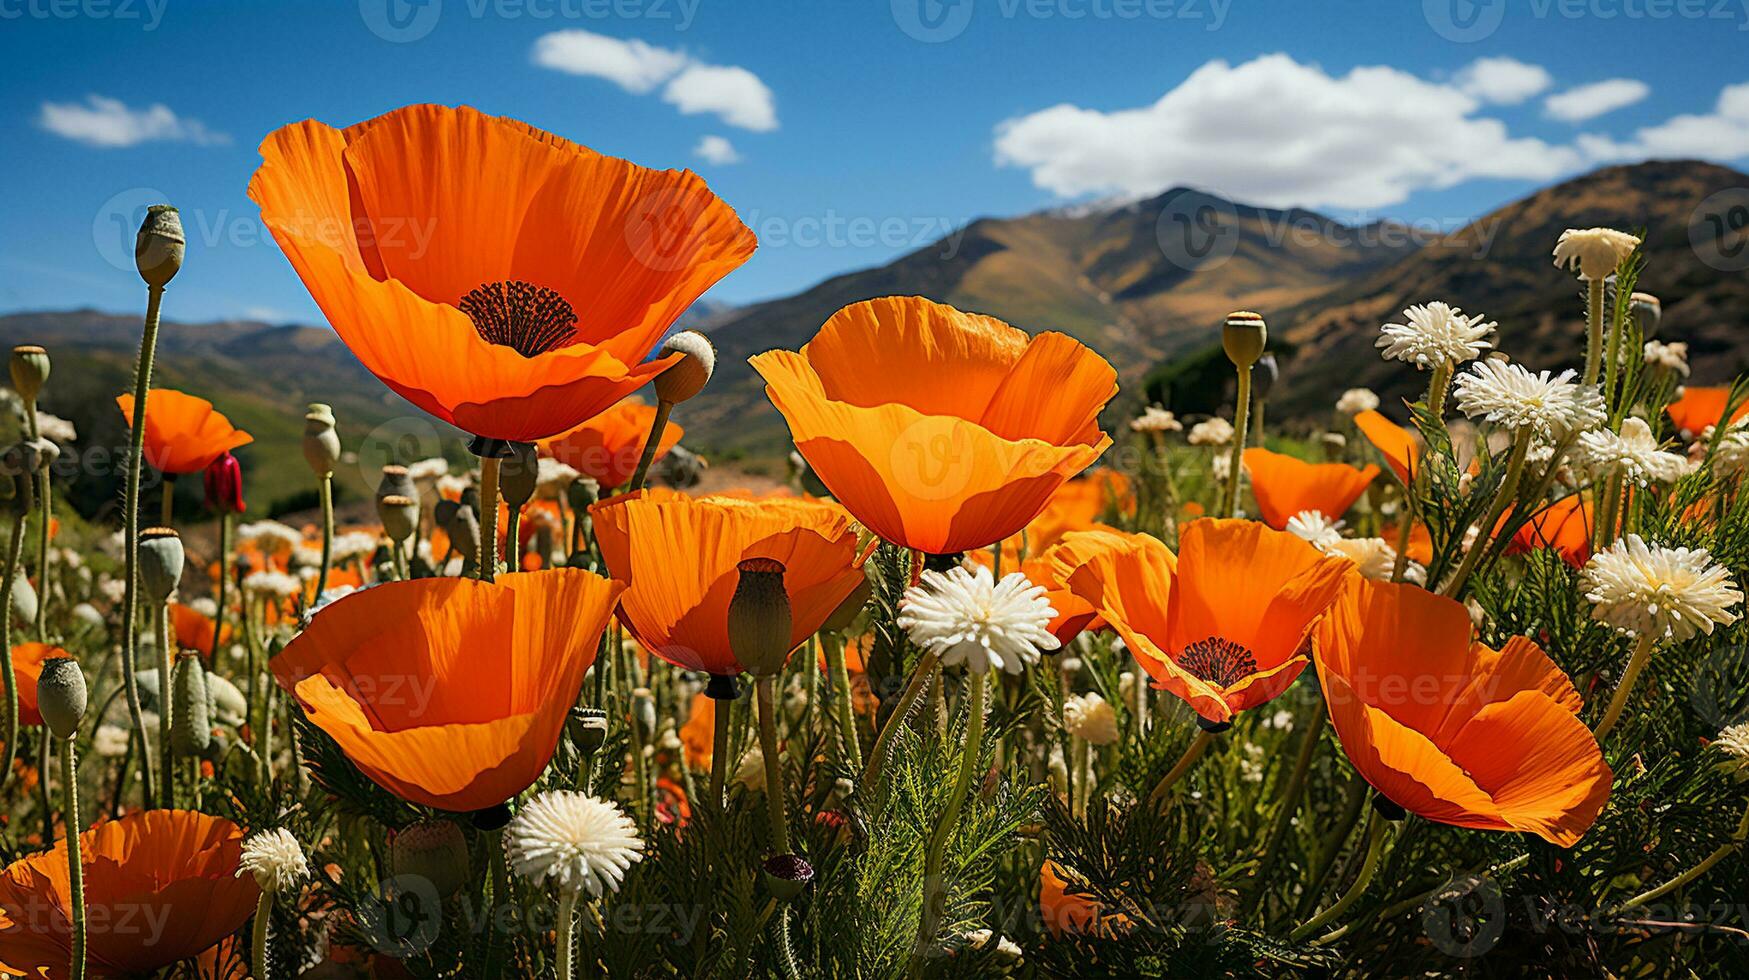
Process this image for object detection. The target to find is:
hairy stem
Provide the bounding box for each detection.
[478,457,500,583]
[864,649,942,791]
[1222,367,1252,519]
[756,676,789,853]
[1293,809,1389,941]
[61,738,86,980]
[1147,729,1213,807]
[1441,427,1531,599]
[628,400,674,494]
[1593,633,1657,742]
[121,285,165,808]
[912,668,987,973]
[0,515,25,788]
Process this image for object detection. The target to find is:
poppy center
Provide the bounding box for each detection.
[458,280,578,357]
[1179,636,1257,688]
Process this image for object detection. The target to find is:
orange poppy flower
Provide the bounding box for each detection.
[1242,447,1378,530]
[1380,521,1435,565]
[751,296,1117,555]
[971,470,1131,570]
[1666,385,1748,438]
[8,643,62,728]
[271,569,622,812]
[1044,520,1351,723]
[1038,860,1132,939]
[1312,578,1611,846]
[678,692,716,772]
[248,104,755,443]
[116,390,253,475]
[169,603,233,658]
[591,490,870,677]
[0,810,259,977]
[537,398,683,491]
[1505,494,1596,568]
[1352,409,1421,485]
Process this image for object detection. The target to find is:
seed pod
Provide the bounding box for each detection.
[1631,292,1662,338]
[9,346,49,404]
[376,464,416,501]
[171,651,211,756]
[499,442,539,508]
[568,707,609,755]
[138,526,185,601]
[727,557,792,677]
[1222,311,1267,369]
[302,403,342,478]
[762,853,815,903]
[36,656,87,740]
[566,475,600,513]
[136,204,185,288]
[653,331,715,405]
[391,819,472,899]
[10,572,36,625]
[1252,353,1279,400]
[377,494,419,544]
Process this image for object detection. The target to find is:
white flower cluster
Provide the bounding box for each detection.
[1577,418,1688,486]
[504,791,645,898]
[1187,417,1234,447]
[1129,405,1182,434]
[237,828,311,895]
[237,521,302,551]
[1581,535,1743,642]
[1376,301,1495,370]
[1335,388,1379,415]
[898,564,1060,674]
[1454,360,1605,440]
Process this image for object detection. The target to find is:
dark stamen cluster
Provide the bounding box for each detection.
[458,280,578,357]
[1178,636,1258,688]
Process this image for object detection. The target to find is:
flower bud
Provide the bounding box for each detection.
[36,656,87,740]
[653,331,715,405]
[138,527,185,601]
[1252,353,1279,400]
[136,204,184,288]
[10,572,36,625]
[171,651,211,756]
[498,442,539,508]
[377,494,419,544]
[566,475,600,513]
[1631,291,1662,337]
[376,464,416,501]
[1222,311,1267,369]
[9,346,49,405]
[450,504,481,566]
[728,557,792,677]
[631,687,657,741]
[391,819,472,899]
[302,403,342,478]
[203,452,246,514]
[822,573,872,635]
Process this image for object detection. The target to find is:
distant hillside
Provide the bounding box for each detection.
[1275,159,1749,416]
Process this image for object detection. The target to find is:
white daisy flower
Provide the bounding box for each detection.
[1581,535,1742,642]
[237,521,303,551]
[93,724,131,758]
[1063,692,1118,746]
[1335,388,1379,415]
[1187,417,1234,447]
[963,928,1024,965]
[1643,340,1689,378]
[1285,511,1344,550]
[1326,537,1423,584]
[1553,227,1640,280]
[1454,360,1606,440]
[504,791,644,898]
[1577,417,1688,486]
[406,457,451,484]
[237,828,311,895]
[242,570,302,599]
[1714,722,1749,779]
[1376,301,1495,370]
[329,531,380,563]
[1129,405,1182,434]
[898,564,1060,674]
[35,412,77,444]
[535,457,581,499]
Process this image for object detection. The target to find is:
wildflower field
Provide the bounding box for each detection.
[3,103,1749,979]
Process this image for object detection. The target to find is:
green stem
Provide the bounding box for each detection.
[1246,710,1325,913]
[1390,492,1415,583]
[314,474,333,599]
[160,479,173,528]
[504,508,522,574]
[1147,730,1213,807]
[863,649,942,790]
[822,632,861,765]
[1603,290,1626,409]
[709,690,732,805]
[1,515,26,788]
[1292,809,1389,940]
[250,889,272,980]
[556,891,579,980]
[61,737,86,980]
[121,285,164,808]
[1426,360,1452,423]
[1593,633,1657,742]
[210,513,230,661]
[627,401,674,494]
[480,829,510,980]
[1222,367,1252,519]
[155,603,174,807]
[478,458,500,583]
[1615,804,1749,910]
[755,676,789,853]
[32,436,51,642]
[911,669,987,973]
[1298,776,1368,919]
[1441,428,1531,599]
[1582,278,1607,386]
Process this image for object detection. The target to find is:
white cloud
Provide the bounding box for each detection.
[39,95,228,148]
[1454,57,1553,105]
[693,135,741,165]
[530,30,688,94]
[1544,79,1651,122]
[663,64,778,132]
[993,54,1581,210]
[1577,81,1749,161]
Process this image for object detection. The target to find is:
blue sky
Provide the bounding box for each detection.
[2,0,1746,323]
